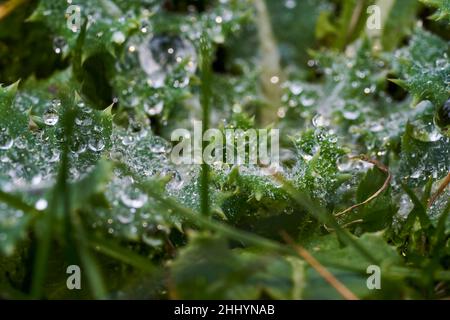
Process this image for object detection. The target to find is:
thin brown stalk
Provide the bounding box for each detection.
[428,172,450,208]
[0,0,27,20]
[281,231,359,301]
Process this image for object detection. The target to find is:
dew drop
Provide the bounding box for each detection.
[120,189,148,209]
[35,199,48,211]
[411,119,443,142]
[284,0,296,9]
[312,114,328,127]
[121,135,135,146]
[142,234,163,247]
[342,109,360,120]
[138,34,197,88]
[300,94,316,107]
[88,137,105,152]
[52,99,62,108]
[112,31,126,44]
[150,143,167,154]
[53,37,67,55]
[117,209,135,224]
[43,109,59,126]
[0,138,13,150]
[144,100,164,116]
[290,83,303,95]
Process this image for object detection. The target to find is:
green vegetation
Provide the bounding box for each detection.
[0,0,449,299]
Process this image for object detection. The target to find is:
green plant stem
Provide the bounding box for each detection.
[88,234,160,274]
[401,182,432,231]
[0,190,40,216]
[72,219,107,299]
[199,35,212,217]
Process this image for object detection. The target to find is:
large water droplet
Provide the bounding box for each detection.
[410,119,443,142]
[138,35,197,88]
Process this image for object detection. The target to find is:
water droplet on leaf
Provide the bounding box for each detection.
[35,199,48,211]
[43,109,59,126]
[138,34,197,88]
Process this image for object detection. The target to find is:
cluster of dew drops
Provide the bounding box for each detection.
[4,1,253,249]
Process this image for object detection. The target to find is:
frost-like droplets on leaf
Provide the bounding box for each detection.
[138,34,197,88]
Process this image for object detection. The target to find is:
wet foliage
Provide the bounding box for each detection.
[0,0,449,299]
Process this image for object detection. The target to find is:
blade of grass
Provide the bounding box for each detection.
[422,177,434,207]
[88,234,160,274]
[432,199,450,255]
[0,190,40,216]
[401,182,432,230]
[64,104,107,299]
[31,101,77,298]
[72,219,107,299]
[199,34,212,217]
